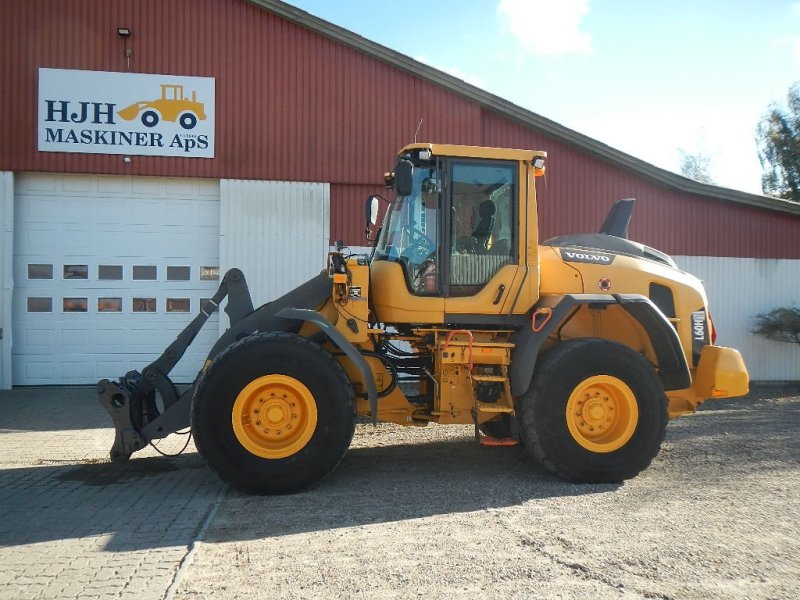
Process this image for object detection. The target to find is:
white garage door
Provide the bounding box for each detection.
[12,173,220,385]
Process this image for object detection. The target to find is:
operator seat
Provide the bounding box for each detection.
[470,200,496,254]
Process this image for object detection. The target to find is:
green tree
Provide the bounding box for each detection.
[752,307,800,346]
[756,82,800,202]
[678,149,715,184]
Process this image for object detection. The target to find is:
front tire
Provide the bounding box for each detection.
[517,338,668,483]
[191,332,356,494]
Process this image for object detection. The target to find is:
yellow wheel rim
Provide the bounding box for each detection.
[231,374,318,459]
[565,375,639,453]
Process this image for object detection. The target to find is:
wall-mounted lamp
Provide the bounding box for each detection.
[117,28,133,70]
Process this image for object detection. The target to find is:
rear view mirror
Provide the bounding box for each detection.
[367,195,380,226]
[364,194,386,243]
[394,160,413,197]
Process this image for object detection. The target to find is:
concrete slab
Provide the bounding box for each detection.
[2,384,798,600]
[0,386,225,600]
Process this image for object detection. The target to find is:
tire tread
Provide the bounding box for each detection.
[517,338,668,483]
[191,331,356,494]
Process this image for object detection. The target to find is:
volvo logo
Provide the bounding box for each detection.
[559,249,615,265]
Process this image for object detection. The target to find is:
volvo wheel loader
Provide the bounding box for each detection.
[97,143,750,494]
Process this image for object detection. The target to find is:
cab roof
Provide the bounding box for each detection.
[399,143,546,163]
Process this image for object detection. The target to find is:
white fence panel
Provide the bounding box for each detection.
[675,255,800,381]
[219,180,330,331]
[0,172,13,389]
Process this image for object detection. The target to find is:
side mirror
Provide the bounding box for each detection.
[364,194,385,243]
[394,160,413,197]
[366,195,381,226]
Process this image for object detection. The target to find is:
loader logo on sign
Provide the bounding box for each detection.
[38,68,215,158]
[117,84,207,131]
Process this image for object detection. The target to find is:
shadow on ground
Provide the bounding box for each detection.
[0,452,222,552]
[0,434,612,551]
[0,386,797,551]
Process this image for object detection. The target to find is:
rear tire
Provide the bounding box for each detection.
[191,332,356,494]
[517,338,668,483]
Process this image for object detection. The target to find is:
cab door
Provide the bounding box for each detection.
[443,159,527,322]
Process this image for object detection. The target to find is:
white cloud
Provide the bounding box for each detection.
[414,55,486,88]
[792,3,800,16]
[497,0,592,56]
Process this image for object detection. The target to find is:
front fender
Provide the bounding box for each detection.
[275,308,378,422]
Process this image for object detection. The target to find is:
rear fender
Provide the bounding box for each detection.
[510,294,690,396]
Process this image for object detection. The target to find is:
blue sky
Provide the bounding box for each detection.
[285,0,799,195]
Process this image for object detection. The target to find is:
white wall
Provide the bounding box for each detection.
[675,255,800,381]
[0,173,12,389]
[219,180,330,331]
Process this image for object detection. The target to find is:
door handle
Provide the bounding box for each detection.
[492,284,506,305]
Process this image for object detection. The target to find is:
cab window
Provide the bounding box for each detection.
[373,164,440,295]
[449,161,516,297]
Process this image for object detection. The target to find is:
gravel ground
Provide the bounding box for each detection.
[172,384,800,600]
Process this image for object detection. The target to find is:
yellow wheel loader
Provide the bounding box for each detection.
[97,143,750,494]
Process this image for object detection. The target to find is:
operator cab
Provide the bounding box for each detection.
[367,144,545,325]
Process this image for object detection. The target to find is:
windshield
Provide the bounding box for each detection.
[374,163,440,293]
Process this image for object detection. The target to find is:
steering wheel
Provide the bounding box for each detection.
[401,226,435,262]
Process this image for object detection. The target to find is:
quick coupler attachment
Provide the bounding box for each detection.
[97,375,149,462]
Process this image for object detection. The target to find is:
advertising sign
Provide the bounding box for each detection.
[38,68,215,158]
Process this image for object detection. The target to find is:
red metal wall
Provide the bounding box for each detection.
[0,0,479,181]
[480,112,800,258]
[2,0,799,257]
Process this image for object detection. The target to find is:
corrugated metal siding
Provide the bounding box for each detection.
[0,0,479,183]
[674,256,800,380]
[330,183,387,244]
[2,0,799,257]
[480,110,800,259]
[219,179,329,323]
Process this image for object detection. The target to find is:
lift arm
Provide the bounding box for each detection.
[96,268,254,460]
